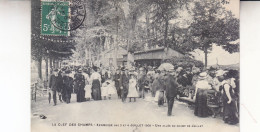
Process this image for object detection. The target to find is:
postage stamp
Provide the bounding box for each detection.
[41,0,86,36]
[41,1,69,36]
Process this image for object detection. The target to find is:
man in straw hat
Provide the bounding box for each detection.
[164,66,178,116]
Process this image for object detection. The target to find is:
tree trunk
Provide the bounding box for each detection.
[114,15,119,68]
[45,58,48,81]
[145,10,150,49]
[204,47,208,70]
[164,19,169,57]
[37,57,42,80]
[164,19,169,48]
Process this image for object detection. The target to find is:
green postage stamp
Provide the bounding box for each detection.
[41,0,86,36]
[41,1,69,36]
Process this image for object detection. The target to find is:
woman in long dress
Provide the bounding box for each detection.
[83,70,91,101]
[127,74,139,102]
[194,72,212,117]
[220,74,239,125]
[90,67,102,100]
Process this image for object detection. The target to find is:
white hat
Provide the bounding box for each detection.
[199,72,207,79]
[168,66,175,71]
[176,67,183,72]
[215,70,227,77]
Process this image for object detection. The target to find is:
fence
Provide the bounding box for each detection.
[31,79,48,102]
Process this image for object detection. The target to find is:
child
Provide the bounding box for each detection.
[127,74,139,102]
[101,81,109,100]
[107,80,116,100]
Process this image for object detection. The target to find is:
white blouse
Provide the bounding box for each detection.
[195,80,211,90]
[90,72,101,84]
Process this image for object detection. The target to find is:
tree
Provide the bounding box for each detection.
[149,0,189,49]
[188,0,239,68]
[31,0,75,79]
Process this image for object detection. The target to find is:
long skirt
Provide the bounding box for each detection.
[194,89,209,117]
[127,86,139,98]
[223,100,239,124]
[107,85,116,95]
[77,88,85,102]
[92,79,101,100]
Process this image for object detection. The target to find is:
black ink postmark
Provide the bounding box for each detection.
[51,0,86,31]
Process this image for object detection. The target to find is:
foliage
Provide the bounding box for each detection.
[163,56,204,69]
[186,0,239,67]
[31,0,75,61]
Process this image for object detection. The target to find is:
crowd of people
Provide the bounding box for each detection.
[48,64,239,125]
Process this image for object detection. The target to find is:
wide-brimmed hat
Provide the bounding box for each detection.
[78,68,82,73]
[166,67,175,73]
[176,67,183,72]
[215,70,227,77]
[139,67,144,71]
[198,72,207,79]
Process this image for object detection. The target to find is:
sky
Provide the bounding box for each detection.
[191,44,239,66]
[223,0,240,18]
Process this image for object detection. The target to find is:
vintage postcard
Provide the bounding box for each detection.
[31,0,240,132]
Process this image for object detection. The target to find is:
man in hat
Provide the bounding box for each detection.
[57,69,64,103]
[114,68,121,99]
[49,69,59,106]
[214,69,227,91]
[74,68,85,102]
[165,67,178,116]
[63,70,73,103]
[120,67,129,102]
[138,67,148,99]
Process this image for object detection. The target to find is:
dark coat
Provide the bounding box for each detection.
[177,75,189,87]
[55,72,64,92]
[74,73,85,90]
[165,74,178,98]
[63,76,73,93]
[120,73,129,90]
[157,75,166,91]
[138,74,148,90]
[49,74,58,91]
[114,73,121,88]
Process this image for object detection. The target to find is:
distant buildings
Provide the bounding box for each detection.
[123,47,184,67]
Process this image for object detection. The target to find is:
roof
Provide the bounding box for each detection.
[134,47,166,54]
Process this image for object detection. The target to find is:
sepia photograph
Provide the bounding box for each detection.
[31,0,240,132]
